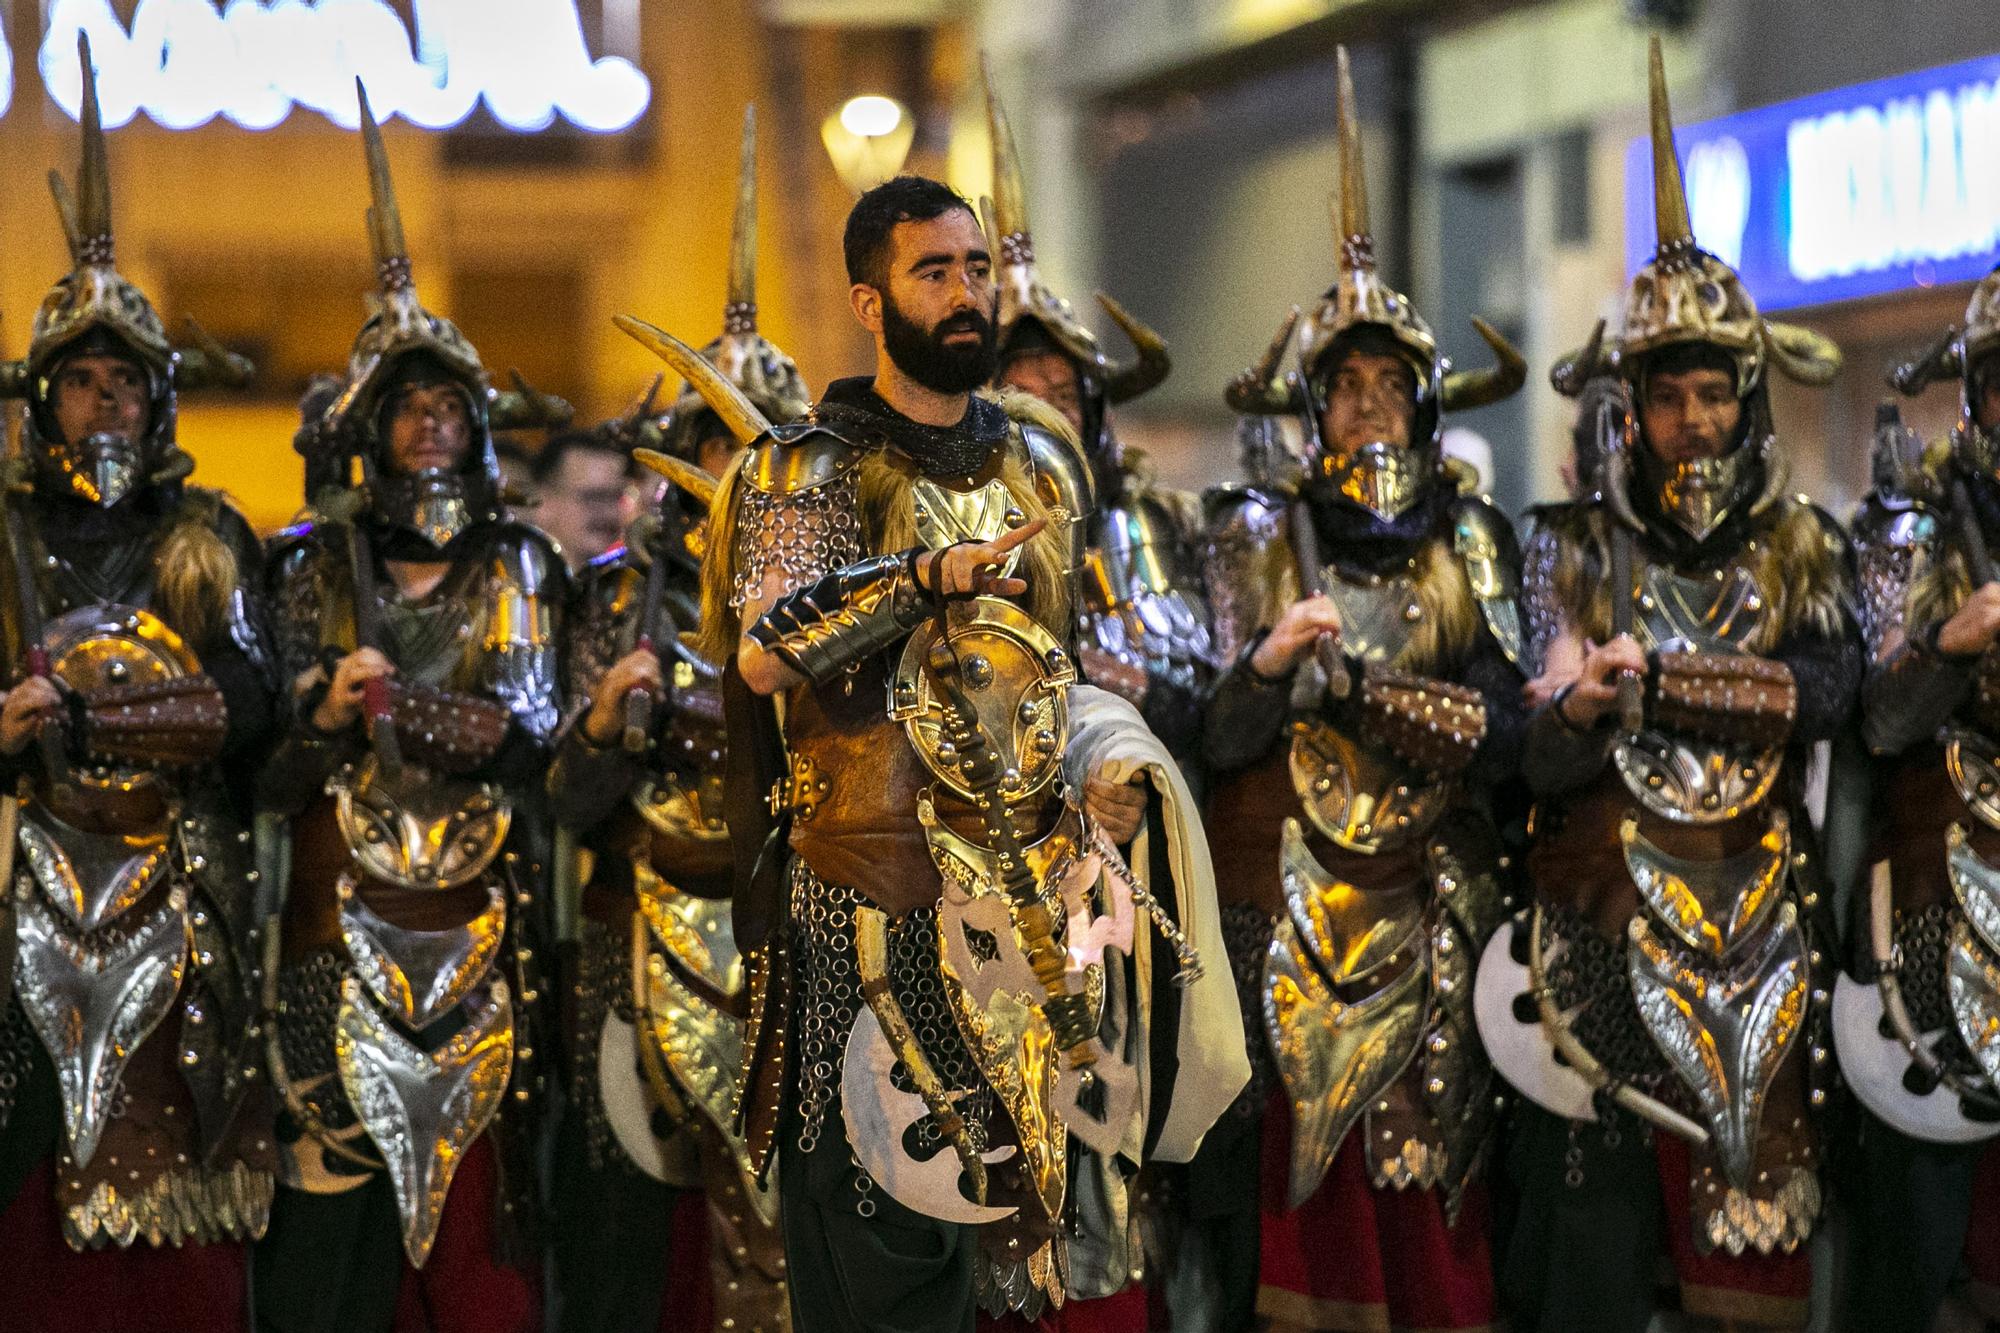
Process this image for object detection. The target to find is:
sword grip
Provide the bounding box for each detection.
[622,634,655,753]
[1315,632,1350,701]
[362,677,401,779]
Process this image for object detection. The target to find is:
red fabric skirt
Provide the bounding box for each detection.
[1959,1140,2000,1320]
[657,1187,719,1333]
[1256,1091,1496,1333]
[1651,1134,1810,1327]
[976,1282,1149,1333]
[0,1157,249,1333]
[391,1132,541,1333]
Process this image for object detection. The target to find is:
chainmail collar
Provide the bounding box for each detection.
[813,376,1008,479]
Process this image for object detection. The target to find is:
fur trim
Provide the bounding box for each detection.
[1549,498,1844,653]
[153,488,241,649]
[1400,534,1481,674]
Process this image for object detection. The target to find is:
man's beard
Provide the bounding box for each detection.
[882,296,996,395]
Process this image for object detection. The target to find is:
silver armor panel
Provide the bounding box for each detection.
[18,803,169,932]
[631,864,763,1208]
[1455,502,1524,668]
[1627,902,1808,1188]
[1853,506,1936,657]
[1947,918,2000,1093]
[1622,810,1789,958]
[334,973,513,1267]
[1078,493,1212,693]
[339,875,507,1030]
[481,534,562,739]
[332,759,512,892]
[14,882,189,1168]
[1263,818,1430,1206]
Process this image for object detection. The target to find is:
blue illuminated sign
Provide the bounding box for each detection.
[1625,52,2000,311]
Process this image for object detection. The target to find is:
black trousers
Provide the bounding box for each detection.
[1498,1103,1667,1333]
[548,1108,681,1333]
[253,1177,408,1333]
[777,1117,976,1333]
[1835,1108,1989,1333]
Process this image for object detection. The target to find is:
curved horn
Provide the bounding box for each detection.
[1442,316,1526,412]
[626,372,666,427]
[982,52,1029,252]
[1763,319,1843,387]
[174,318,256,389]
[615,315,772,447]
[1334,45,1373,271]
[1225,306,1303,415]
[1599,413,1646,534]
[1098,292,1170,404]
[633,447,720,509]
[1889,324,1964,397]
[1550,318,1609,397]
[356,80,411,291]
[47,171,80,265]
[75,34,112,259]
[489,369,573,430]
[727,105,757,331]
[1648,37,1694,253]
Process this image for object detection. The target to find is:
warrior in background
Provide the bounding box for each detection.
[1838,253,2000,1332]
[547,105,806,1333]
[1205,46,1528,1333]
[0,37,277,1333]
[254,84,571,1333]
[1483,38,1857,1332]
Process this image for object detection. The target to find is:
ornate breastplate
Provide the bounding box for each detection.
[889,476,1074,807]
[1613,561,1782,824]
[331,758,512,893]
[1285,565,1442,855]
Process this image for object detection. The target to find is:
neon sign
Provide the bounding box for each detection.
[1625,52,2000,310]
[34,0,651,133]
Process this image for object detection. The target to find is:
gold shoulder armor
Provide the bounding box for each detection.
[1018,420,1094,524]
[1452,497,1525,668]
[743,424,866,496]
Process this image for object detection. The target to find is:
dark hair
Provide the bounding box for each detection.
[843,175,976,288]
[1641,340,1739,384]
[531,428,627,486]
